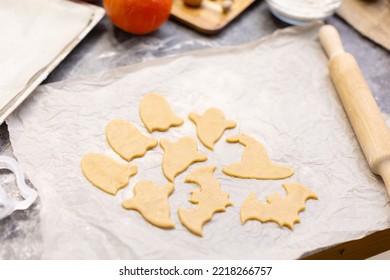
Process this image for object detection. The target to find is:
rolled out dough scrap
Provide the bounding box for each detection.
[122,180,175,229]
[178,166,233,237]
[139,92,184,132]
[81,153,137,195]
[241,183,317,229]
[222,134,294,180]
[106,119,158,161]
[160,136,207,182]
[189,108,236,150]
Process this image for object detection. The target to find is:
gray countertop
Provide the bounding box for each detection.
[1,0,389,259]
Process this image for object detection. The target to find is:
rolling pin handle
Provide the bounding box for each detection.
[319,25,345,59]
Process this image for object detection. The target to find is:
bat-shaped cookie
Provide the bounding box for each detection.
[178,166,232,236]
[241,182,317,229]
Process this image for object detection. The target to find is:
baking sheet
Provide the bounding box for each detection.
[0,0,104,124]
[6,23,390,259]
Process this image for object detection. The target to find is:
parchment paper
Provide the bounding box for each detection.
[6,23,390,259]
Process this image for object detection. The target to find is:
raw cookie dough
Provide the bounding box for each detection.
[106,119,158,161]
[81,153,137,195]
[122,180,175,229]
[189,107,236,150]
[160,136,207,182]
[222,134,294,180]
[139,92,184,132]
[178,166,233,236]
[241,183,317,229]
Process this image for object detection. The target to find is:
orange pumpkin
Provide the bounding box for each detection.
[103,0,173,35]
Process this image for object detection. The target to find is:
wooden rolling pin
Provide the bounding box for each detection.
[319,25,390,198]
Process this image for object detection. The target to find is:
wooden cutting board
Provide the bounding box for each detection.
[171,0,255,34]
[337,0,390,50]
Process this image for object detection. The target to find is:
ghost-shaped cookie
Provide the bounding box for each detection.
[189,108,236,150]
[160,136,207,182]
[81,153,137,195]
[139,93,183,132]
[123,180,175,229]
[106,119,157,161]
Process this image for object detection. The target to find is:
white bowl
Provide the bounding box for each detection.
[266,0,343,25]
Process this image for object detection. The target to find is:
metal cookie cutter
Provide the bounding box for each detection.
[0,156,38,220]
